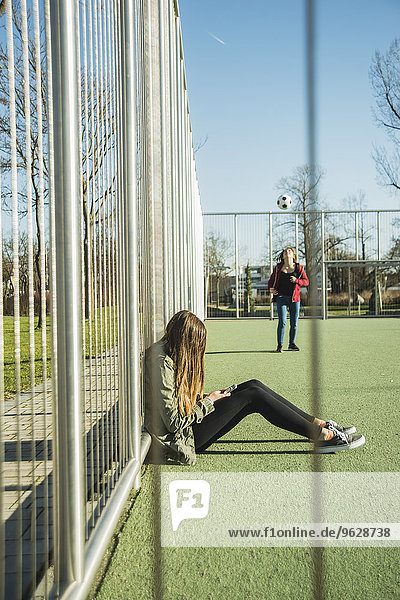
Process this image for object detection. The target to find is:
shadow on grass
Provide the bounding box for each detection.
[206,350,278,354]
[213,438,308,444]
[200,448,314,455]
[145,439,314,461]
[200,437,314,455]
[3,357,52,365]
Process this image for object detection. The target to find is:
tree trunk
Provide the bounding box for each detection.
[35,197,43,330]
[303,214,314,303]
[83,195,91,319]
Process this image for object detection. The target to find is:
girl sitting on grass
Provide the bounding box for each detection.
[145,310,365,465]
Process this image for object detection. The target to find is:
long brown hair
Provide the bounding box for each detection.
[278,246,297,263]
[164,310,206,416]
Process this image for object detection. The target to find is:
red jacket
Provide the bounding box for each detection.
[267,262,309,303]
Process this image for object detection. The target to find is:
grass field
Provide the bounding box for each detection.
[2,308,116,397]
[91,318,400,600]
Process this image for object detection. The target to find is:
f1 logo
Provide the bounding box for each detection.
[169,480,210,531]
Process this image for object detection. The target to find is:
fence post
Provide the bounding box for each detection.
[168,2,179,314]
[269,212,273,320]
[375,268,379,316]
[159,0,170,324]
[49,0,85,590]
[355,211,359,260]
[348,267,351,316]
[235,214,239,318]
[321,211,326,320]
[120,0,141,482]
[377,211,381,260]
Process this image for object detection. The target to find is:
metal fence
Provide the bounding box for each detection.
[203,210,400,319]
[0,0,202,599]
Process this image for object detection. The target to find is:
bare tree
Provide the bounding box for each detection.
[322,192,369,297]
[342,191,374,261]
[2,235,14,314]
[372,145,400,192]
[81,82,116,319]
[276,165,324,294]
[0,1,49,327]
[0,2,116,324]
[204,233,232,308]
[323,234,353,294]
[193,134,208,154]
[370,39,400,192]
[1,232,47,316]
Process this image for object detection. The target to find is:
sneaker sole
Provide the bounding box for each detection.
[315,434,365,454]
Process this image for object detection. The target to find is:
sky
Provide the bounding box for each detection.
[178,0,400,213]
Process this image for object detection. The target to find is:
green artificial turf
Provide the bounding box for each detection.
[92,318,400,600]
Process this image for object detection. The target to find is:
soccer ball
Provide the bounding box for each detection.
[277,194,292,210]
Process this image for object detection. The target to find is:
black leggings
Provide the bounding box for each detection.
[192,379,322,452]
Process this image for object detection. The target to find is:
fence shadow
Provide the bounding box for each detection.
[4,401,122,600]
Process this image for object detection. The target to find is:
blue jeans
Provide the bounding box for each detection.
[276,295,300,346]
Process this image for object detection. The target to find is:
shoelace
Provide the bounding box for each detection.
[326,420,345,434]
[330,426,348,443]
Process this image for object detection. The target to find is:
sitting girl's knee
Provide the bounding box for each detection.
[247,378,263,388]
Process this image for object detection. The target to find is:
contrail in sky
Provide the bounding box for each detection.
[208,32,226,45]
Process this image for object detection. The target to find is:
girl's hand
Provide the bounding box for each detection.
[289,276,296,283]
[269,288,278,295]
[207,390,231,403]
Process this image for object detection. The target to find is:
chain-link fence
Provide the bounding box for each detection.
[203,211,400,319]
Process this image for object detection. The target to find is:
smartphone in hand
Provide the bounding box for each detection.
[223,384,237,394]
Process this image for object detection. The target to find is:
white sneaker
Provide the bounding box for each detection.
[315,430,365,453]
[325,419,356,435]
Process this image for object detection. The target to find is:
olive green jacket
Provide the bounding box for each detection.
[144,339,215,465]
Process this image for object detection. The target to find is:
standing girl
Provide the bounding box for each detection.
[268,247,309,352]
